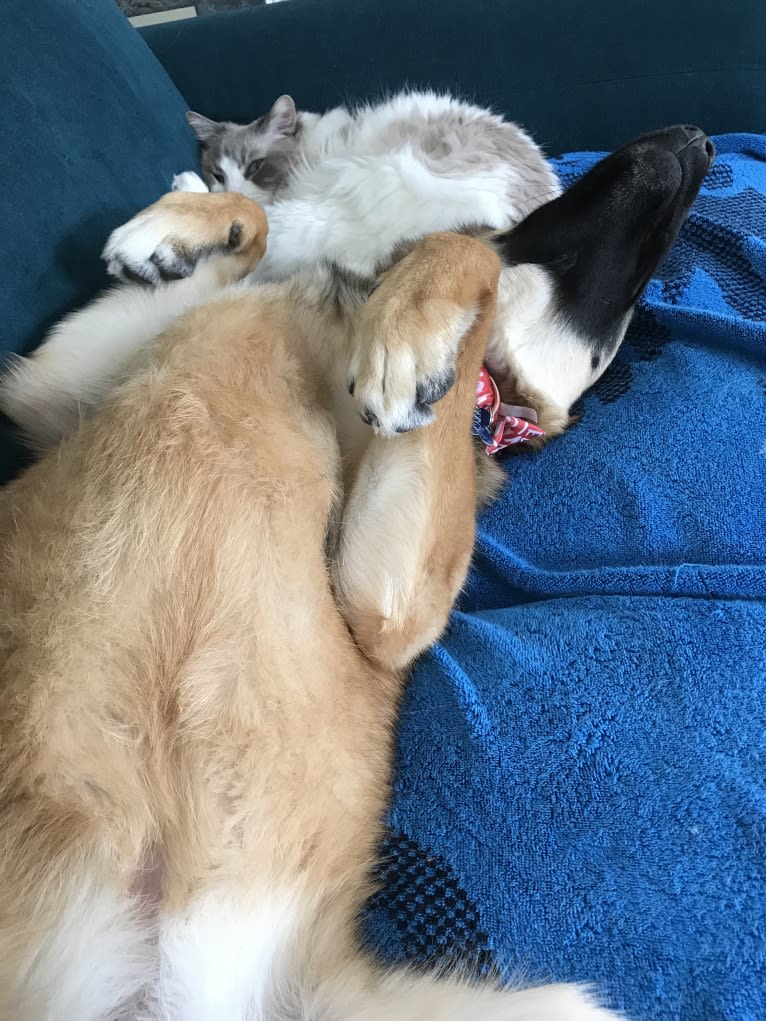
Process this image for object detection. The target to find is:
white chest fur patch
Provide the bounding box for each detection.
[486,265,608,415]
[155,889,301,1021]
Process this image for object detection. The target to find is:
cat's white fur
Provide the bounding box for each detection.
[1,92,609,447]
[243,95,557,281]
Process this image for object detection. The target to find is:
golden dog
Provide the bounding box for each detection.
[0,189,627,1019]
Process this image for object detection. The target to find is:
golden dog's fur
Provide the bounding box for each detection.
[0,193,619,1020]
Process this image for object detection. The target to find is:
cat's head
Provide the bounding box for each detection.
[186,95,302,202]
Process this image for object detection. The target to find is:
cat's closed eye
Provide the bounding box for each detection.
[245,159,265,180]
[211,169,225,185]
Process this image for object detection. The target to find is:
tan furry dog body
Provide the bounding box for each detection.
[0,193,619,1020]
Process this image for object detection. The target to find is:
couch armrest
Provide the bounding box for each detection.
[141,0,766,155]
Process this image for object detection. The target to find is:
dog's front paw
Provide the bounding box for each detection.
[172,171,209,194]
[348,304,475,436]
[102,192,267,286]
[103,211,199,285]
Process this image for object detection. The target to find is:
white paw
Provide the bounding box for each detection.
[349,305,475,436]
[172,171,209,194]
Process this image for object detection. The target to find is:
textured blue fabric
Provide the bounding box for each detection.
[366,137,766,1020]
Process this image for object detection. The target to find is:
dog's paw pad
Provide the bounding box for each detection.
[150,243,196,281]
[394,404,436,433]
[415,370,456,407]
[356,398,435,435]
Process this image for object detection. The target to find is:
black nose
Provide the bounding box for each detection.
[635,124,714,164]
[681,124,710,148]
[670,124,709,151]
[681,126,715,162]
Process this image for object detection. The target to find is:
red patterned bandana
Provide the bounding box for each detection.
[473,366,545,455]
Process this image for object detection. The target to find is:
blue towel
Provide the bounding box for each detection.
[365,135,766,1020]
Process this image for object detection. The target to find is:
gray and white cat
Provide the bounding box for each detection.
[182,92,561,282]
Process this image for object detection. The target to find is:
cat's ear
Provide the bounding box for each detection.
[186,111,224,144]
[263,95,298,137]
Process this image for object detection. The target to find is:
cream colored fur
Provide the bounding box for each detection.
[0,192,623,1020]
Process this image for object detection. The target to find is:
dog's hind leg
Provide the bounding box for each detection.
[327,232,622,1020]
[332,232,501,671]
[0,191,268,451]
[1,265,241,450]
[309,967,623,1021]
[0,802,155,1021]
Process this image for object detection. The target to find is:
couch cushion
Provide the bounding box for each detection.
[0,0,197,481]
[142,0,766,154]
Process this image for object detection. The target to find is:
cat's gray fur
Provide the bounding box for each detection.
[186,93,559,218]
[187,96,304,198]
[184,92,561,286]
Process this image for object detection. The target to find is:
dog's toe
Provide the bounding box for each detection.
[351,350,457,436]
[172,171,209,194]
